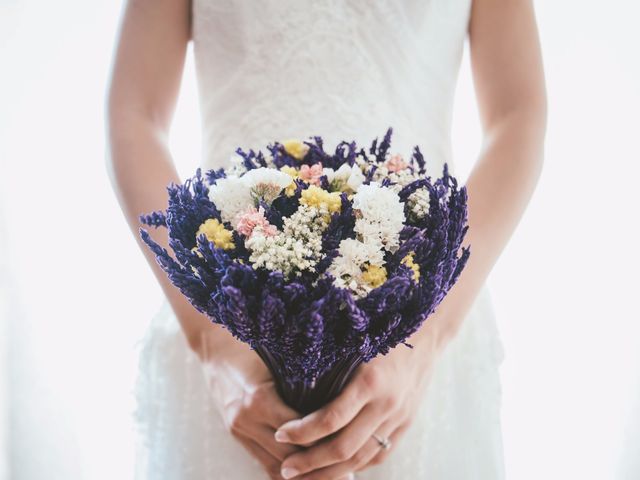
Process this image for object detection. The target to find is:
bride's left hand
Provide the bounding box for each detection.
[273,332,440,480]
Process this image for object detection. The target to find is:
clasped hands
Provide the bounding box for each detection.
[215,339,435,480]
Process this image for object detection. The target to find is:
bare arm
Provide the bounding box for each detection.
[106,0,235,354]
[420,0,547,347]
[106,0,205,345]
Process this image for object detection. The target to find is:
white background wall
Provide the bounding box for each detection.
[1,1,639,479]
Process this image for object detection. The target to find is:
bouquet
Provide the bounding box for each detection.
[140,128,470,414]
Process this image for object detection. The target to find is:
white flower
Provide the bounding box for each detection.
[354,219,388,247]
[371,165,419,192]
[241,167,293,204]
[326,238,386,298]
[211,168,293,223]
[346,165,366,192]
[242,167,292,191]
[323,163,366,193]
[246,233,317,276]
[245,203,329,277]
[338,238,385,269]
[352,183,405,251]
[407,188,431,220]
[208,175,253,226]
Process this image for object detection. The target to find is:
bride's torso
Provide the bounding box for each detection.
[191,0,472,170]
[137,5,508,478]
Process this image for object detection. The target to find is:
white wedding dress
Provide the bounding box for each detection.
[135,0,506,478]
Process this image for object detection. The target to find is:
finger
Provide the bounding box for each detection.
[252,425,301,461]
[256,384,302,430]
[280,404,387,477]
[275,376,369,446]
[242,382,301,430]
[358,422,409,471]
[296,421,397,480]
[236,436,283,479]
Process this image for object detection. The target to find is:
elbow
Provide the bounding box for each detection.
[103,93,167,184]
[483,96,547,172]
[104,105,138,193]
[105,94,141,153]
[104,83,169,154]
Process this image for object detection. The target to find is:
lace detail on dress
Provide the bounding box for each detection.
[192,0,472,171]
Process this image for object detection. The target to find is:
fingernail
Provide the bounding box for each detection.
[275,430,291,443]
[281,467,300,479]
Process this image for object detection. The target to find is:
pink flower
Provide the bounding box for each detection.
[298,162,324,185]
[385,154,408,173]
[235,207,278,238]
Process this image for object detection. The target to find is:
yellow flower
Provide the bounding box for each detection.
[362,264,387,288]
[281,166,298,178]
[282,139,310,161]
[401,253,420,282]
[300,185,342,214]
[280,166,299,197]
[196,218,235,250]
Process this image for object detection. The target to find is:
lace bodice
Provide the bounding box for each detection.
[192,0,472,169]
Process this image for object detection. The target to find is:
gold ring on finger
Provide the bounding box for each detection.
[372,433,392,450]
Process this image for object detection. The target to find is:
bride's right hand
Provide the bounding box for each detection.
[196,324,302,480]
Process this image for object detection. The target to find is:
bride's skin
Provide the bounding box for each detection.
[106,0,545,479]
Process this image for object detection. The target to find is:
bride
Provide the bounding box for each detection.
[106,0,546,478]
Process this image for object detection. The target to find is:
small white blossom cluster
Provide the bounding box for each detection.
[209,168,292,226]
[327,239,385,297]
[352,183,405,252]
[327,183,405,297]
[208,176,253,227]
[323,163,365,193]
[246,233,315,276]
[355,153,421,191]
[407,188,431,221]
[242,167,292,191]
[282,204,327,260]
[246,204,327,277]
[371,165,420,193]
